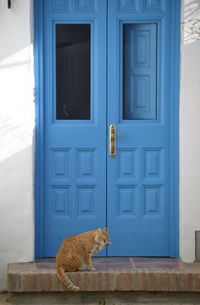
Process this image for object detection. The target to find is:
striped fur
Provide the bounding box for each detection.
[56,228,110,291]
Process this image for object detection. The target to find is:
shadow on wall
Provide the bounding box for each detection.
[0,0,35,291]
[0,0,34,61]
[0,45,35,163]
[182,0,200,45]
[0,0,34,162]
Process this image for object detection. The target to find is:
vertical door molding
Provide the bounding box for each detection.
[34,0,45,258]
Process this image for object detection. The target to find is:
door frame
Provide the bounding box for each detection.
[34,0,180,258]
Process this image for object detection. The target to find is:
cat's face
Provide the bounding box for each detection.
[95,228,111,248]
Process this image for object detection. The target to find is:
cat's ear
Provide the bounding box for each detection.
[97,228,102,234]
[103,228,108,232]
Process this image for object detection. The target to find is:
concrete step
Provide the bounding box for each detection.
[7,258,200,293]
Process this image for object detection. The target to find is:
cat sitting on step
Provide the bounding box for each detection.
[56,228,110,291]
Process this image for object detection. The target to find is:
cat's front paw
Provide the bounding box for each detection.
[88,267,96,271]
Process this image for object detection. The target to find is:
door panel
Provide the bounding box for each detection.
[107,0,172,256]
[123,23,157,120]
[43,0,107,256]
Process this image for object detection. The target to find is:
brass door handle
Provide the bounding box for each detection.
[109,124,116,157]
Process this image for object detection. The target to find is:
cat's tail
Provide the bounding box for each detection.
[56,266,80,291]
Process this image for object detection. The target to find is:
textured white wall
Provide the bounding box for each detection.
[0,0,200,292]
[180,0,200,262]
[0,0,34,291]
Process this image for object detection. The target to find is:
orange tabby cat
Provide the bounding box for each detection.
[56,228,110,291]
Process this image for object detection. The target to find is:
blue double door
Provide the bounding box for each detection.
[42,0,178,257]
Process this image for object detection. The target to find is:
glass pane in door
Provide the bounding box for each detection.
[56,24,91,120]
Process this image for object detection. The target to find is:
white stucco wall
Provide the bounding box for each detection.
[180,0,200,262]
[0,0,200,292]
[0,0,34,291]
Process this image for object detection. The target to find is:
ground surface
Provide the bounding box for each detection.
[1,292,200,305]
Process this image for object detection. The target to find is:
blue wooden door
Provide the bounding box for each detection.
[43,0,107,256]
[107,0,178,256]
[38,0,179,257]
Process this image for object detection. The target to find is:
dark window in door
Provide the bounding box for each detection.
[56,24,91,120]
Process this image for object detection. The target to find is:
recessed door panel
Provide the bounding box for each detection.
[123,23,157,120]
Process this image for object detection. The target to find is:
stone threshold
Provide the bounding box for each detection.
[7,257,200,293]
